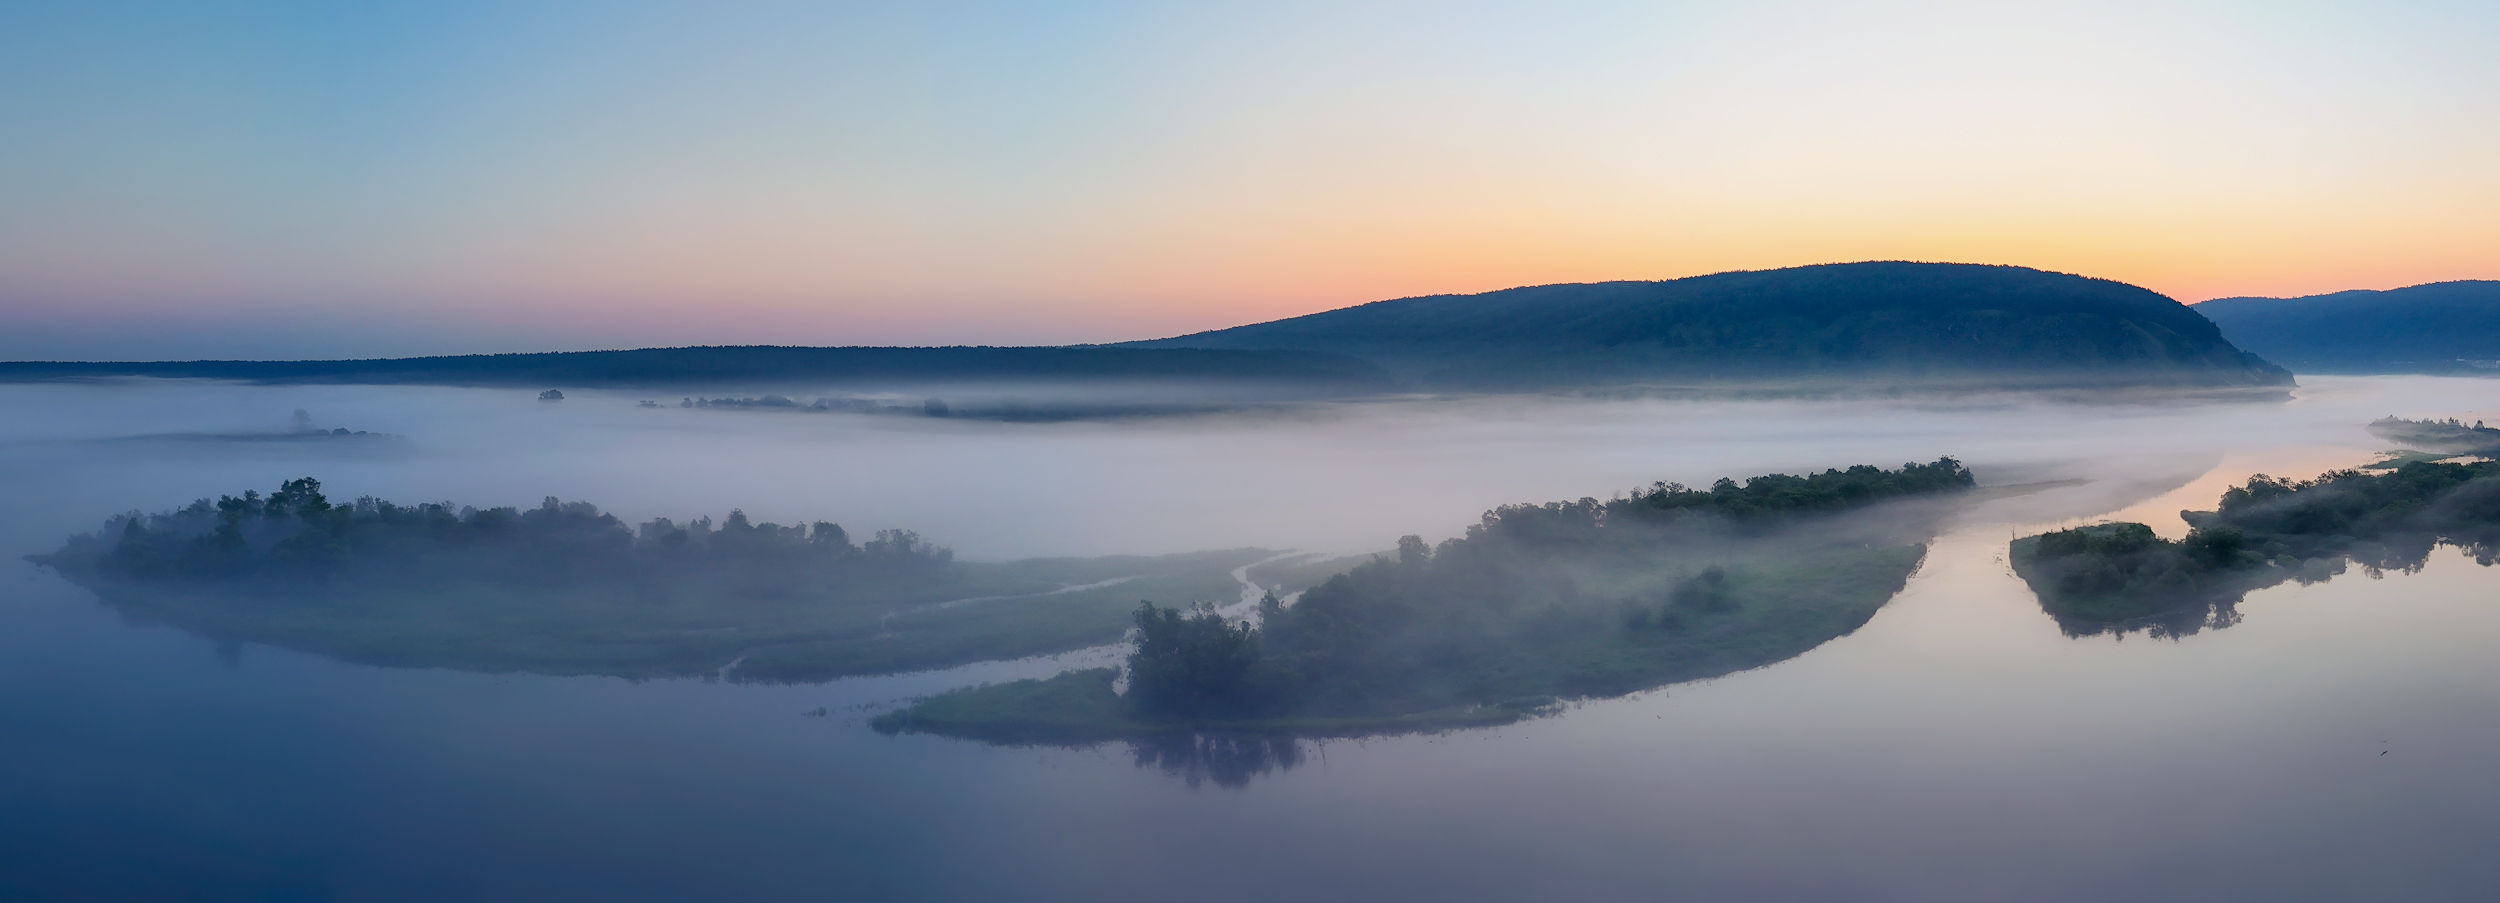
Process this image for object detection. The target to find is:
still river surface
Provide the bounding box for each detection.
[2,376,2496,901]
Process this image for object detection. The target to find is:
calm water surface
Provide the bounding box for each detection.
[3,377,2496,901]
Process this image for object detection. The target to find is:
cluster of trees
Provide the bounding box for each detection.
[1120,458,1972,721]
[1410,458,1974,557]
[1618,457,1975,522]
[37,477,951,586]
[2366,416,2500,455]
[2207,460,2500,563]
[2013,455,2500,636]
[2008,523,2281,636]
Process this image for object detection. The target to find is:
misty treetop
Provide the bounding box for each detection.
[2013,454,2500,638]
[1436,458,1974,556]
[1617,457,1974,521]
[876,458,1974,741]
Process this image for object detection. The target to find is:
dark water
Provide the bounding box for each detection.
[5,377,2498,901]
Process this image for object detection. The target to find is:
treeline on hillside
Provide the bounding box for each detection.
[2192,280,2500,374]
[2012,454,2500,637]
[35,478,947,586]
[875,458,1973,741]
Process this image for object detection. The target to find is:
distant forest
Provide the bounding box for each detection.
[876,458,1976,741]
[2195,280,2500,374]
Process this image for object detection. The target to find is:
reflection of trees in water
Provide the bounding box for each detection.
[2045,535,2500,640]
[1126,733,1305,789]
[2077,592,2250,641]
[2023,460,2500,640]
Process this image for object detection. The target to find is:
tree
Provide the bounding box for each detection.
[268,478,330,520]
[1126,602,1265,718]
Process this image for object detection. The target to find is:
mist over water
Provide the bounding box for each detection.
[6,375,2499,901]
[7,375,2486,560]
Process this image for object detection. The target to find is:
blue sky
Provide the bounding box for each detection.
[4,1,2496,359]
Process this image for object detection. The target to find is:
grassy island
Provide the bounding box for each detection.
[29,479,1266,681]
[2013,452,2500,637]
[873,458,1974,743]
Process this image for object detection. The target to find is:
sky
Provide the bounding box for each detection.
[3,0,2496,360]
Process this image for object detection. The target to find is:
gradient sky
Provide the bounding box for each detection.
[4,0,2497,359]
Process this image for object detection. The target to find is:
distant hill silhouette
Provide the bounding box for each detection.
[2194,281,2500,375]
[4,264,2302,395]
[0,345,1394,390]
[1124,262,2291,390]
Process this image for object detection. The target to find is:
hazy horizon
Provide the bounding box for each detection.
[3,263,2481,363]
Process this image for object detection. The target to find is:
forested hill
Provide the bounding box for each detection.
[1124,262,2292,390]
[0,345,1394,390]
[2194,281,2500,374]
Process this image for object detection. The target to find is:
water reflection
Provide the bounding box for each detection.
[2031,543,2500,641]
[2016,461,2500,639]
[1126,733,1308,789]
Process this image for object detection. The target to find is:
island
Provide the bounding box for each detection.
[27,479,1268,681]
[872,458,1977,743]
[2011,451,2500,637]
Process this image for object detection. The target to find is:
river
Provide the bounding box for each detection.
[2,376,2495,901]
